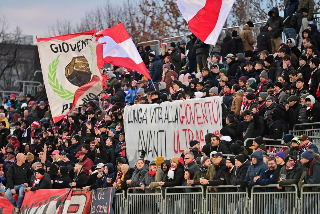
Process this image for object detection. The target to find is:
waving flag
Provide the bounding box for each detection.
[37,31,104,123]
[97,23,151,79]
[177,0,235,45]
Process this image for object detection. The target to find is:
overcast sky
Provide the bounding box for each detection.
[0,0,120,40]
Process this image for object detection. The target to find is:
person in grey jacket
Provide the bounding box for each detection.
[127,159,148,188]
[141,161,158,193]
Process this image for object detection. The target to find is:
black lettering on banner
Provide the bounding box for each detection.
[49,39,93,54]
[138,130,167,157]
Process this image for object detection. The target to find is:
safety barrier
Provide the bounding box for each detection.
[251,184,298,214]
[300,184,320,214]
[206,185,248,214]
[114,192,127,214]
[164,186,204,214]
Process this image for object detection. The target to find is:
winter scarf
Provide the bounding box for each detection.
[149,169,157,177]
[32,175,44,187]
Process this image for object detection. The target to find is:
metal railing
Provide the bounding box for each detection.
[14,80,41,96]
[206,185,248,214]
[244,138,283,147]
[110,184,320,214]
[251,184,298,214]
[289,122,320,150]
[300,184,320,214]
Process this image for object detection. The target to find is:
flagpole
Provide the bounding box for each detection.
[149,80,157,91]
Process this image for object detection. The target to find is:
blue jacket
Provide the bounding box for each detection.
[256,169,276,185]
[149,55,162,82]
[125,88,138,103]
[245,151,268,187]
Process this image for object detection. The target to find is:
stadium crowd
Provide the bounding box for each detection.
[0,2,320,214]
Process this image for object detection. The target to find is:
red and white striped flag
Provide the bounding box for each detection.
[97,23,151,79]
[176,0,235,45]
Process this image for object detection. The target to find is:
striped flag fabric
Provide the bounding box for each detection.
[97,23,151,79]
[176,0,235,45]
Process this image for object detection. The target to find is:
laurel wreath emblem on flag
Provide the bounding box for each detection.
[48,54,75,100]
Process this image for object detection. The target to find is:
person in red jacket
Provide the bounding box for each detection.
[76,151,94,177]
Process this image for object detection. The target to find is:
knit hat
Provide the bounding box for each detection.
[0,121,6,127]
[274,82,283,88]
[180,39,186,45]
[246,92,256,100]
[291,137,300,145]
[249,81,258,90]
[31,121,40,128]
[283,134,294,144]
[219,68,227,76]
[169,42,176,48]
[148,51,156,57]
[239,76,247,84]
[209,87,218,95]
[227,156,235,165]
[264,55,274,64]
[201,156,210,165]
[259,92,268,101]
[36,168,45,175]
[109,129,117,135]
[299,134,309,141]
[260,70,268,79]
[235,154,247,163]
[220,127,229,136]
[236,53,245,61]
[254,136,264,145]
[245,50,253,58]
[39,101,45,106]
[247,78,256,85]
[247,21,254,27]
[305,95,316,105]
[232,30,238,37]
[189,140,200,147]
[155,156,164,166]
[299,55,308,62]
[275,152,285,161]
[137,88,145,95]
[230,143,242,154]
[171,157,180,164]
[301,150,314,161]
[72,134,80,142]
[10,94,17,99]
[267,83,274,89]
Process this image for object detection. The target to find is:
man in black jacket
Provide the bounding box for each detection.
[169,42,182,73]
[5,153,33,214]
[25,168,51,191]
[71,163,88,188]
[110,83,126,108]
[202,135,231,156]
[283,8,308,44]
[194,38,210,71]
[266,7,284,53]
[308,57,320,100]
[0,121,10,148]
[186,34,197,73]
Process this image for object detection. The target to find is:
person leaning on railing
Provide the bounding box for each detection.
[277,155,302,191]
[299,150,320,188]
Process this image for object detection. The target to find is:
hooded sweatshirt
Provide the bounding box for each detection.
[245,151,268,186]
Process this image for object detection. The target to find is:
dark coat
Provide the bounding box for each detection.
[233,36,244,54]
[285,102,302,129]
[209,159,229,186]
[110,88,126,108]
[221,35,235,57]
[230,160,250,185]
[96,144,115,166]
[278,163,302,191]
[244,113,265,140]
[170,48,182,73]
[202,141,231,157]
[309,68,320,98]
[227,60,239,78]
[185,161,199,179]
[128,165,148,188]
[256,169,276,185]
[31,176,52,191]
[74,171,88,188]
[194,39,210,56]
[186,37,197,60]
[257,26,272,53]
[6,163,33,189]
[298,64,312,86]
[163,163,184,187]
[266,7,284,38]
[304,159,320,184]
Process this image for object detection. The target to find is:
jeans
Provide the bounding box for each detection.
[5,184,25,208]
[283,28,297,44]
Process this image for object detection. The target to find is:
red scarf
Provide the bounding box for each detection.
[186,159,195,166]
[286,162,296,170]
[223,90,232,96]
[273,89,282,96]
[257,101,266,113]
[308,159,315,176]
[62,136,71,141]
[31,131,35,138]
[32,175,44,187]
[255,79,268,95]
[245,100,256,110]
[149,169,157,177]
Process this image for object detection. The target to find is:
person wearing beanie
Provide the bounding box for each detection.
[238,76,247,91]
[277,155,302,191]
[249,81,258,91]
[240,23,256,52]
[283,134,294,145]
[308,57,320,99]
[109,81,126,108]
[256,92,268,116]
[209,87,219,96]
[25,167,51,192]
[300,150,320,184]
[252,136,267,153]
[157,156,184,188]
[233,31,244,54]
[230,154,250,187]
[193,156,215,185]
[273,82,286,105]
[305,94,320,122]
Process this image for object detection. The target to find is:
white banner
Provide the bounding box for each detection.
[37,31,103,122]
[124,97,222,165]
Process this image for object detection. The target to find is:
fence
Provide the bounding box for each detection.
[300,184,320,214]
[290,122,320,150]
[112,184,320,214]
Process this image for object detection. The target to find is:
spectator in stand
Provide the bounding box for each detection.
[300,150,320,184]
[127,159,148,188]
[266,7,284,53]
[76,151,94,177]
[242,151,268,189]
[305,95,320,122]
[255,157,277,185]
[193,156,215,186]
[277,155,302,190]
[194,38,210,71]
[230,154,250,186]
[257,26,272,53]
[221,35,235,58]
[202,135,231,156]
[5,153,32,214]
[240,24,256,52]
[283,8,308,43]
[231,84,244,117]
[285,95,302,129]
[157,157,184,188]
[148,51,162,82]
[34,85,47,103]
[232,31,244,54]
[25,168,51,192]
[169,42,182,73]
[71,163,87,188]
[186,34,197,73]
[140,161,158,193]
